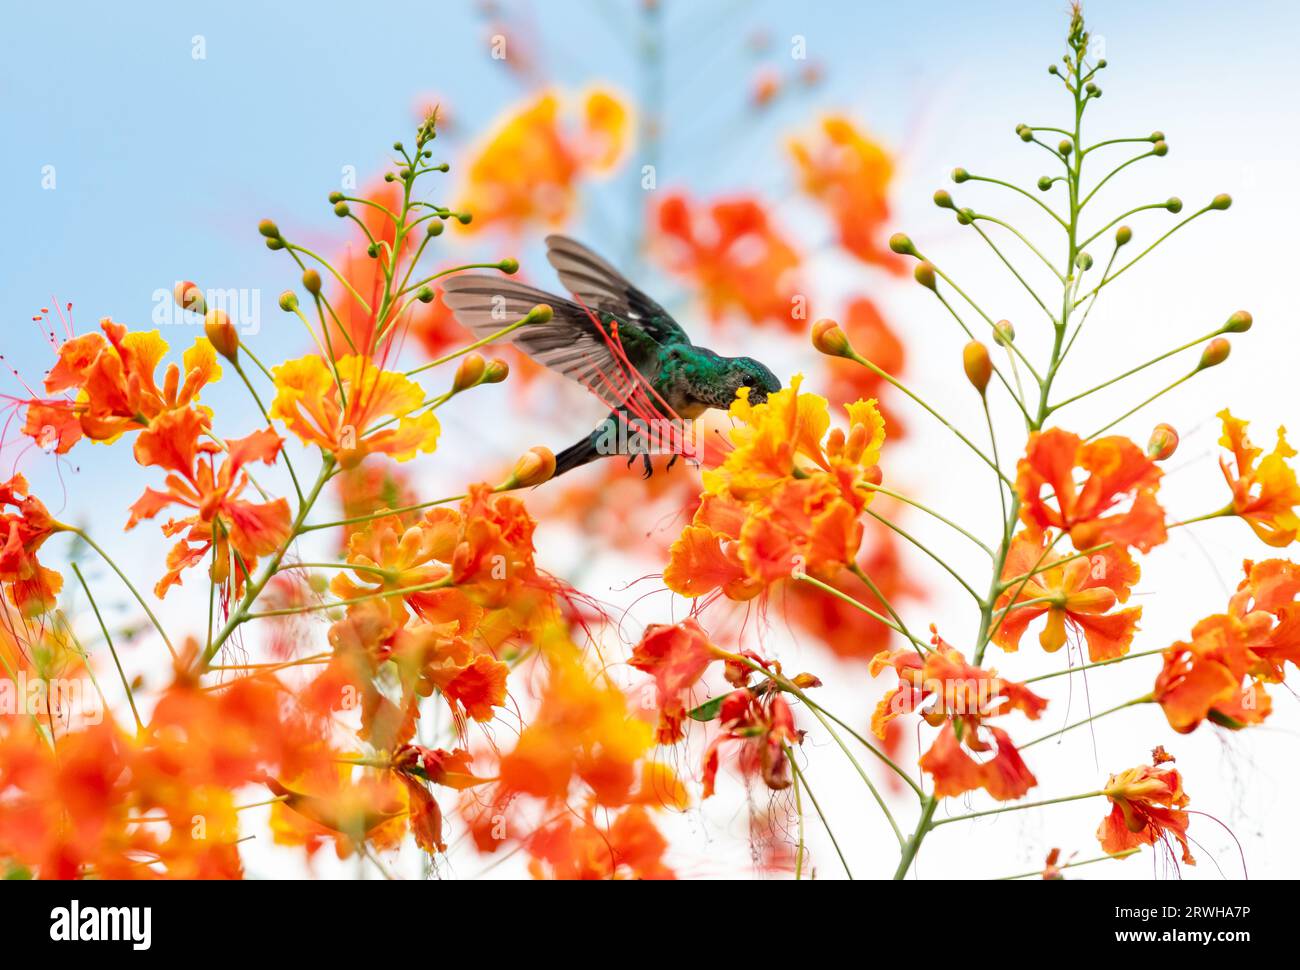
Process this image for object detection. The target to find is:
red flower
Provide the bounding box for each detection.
[629,618,724,743]
[0,475,65,616]
[701,688,799,798]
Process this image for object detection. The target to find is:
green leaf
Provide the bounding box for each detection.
[687,694,729,722]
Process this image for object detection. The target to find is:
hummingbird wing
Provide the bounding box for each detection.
[440,275,663,412]
[544,235,691,346]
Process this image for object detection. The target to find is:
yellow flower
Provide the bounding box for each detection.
[1218,409,1300,546]
[270,354,439,468]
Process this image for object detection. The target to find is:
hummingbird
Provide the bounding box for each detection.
[441,235,781,478]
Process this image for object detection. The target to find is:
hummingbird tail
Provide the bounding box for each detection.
[553,435,602,477]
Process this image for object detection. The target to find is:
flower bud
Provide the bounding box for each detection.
[278,290,299,312]
[1017,125,1033,142]
[933,189,954,209]
[1037,175,1053,192]
[1149,130,1165,142]
[791,672,823,690]
[1058,139,1073,156]
[951,167,970,183]
[204,310,240,362]
[302,269,322,295]
[993,320,1015,346]
[1152,140,1168,157]
[328,191,344,204]
[955,208,975,226]
[416,286,435,304]
[498,257,519,274]
[1165,197,1183,214]
[453,353,486,392]
[889,233,917,257]
[426,220,444,236]
[1223,310,1252,333]
[502,446,556,489]
[524,303,554,324]
[483,358,510,383]
[257,219,280,239]
[1198,337,1231,370]
[1115,225,1132,247]
[456,212,473,225]
[913,261,937,291]
[333,201,350,217]
[173,280,205,314]
[963,340,992,395]
[265,237,284,251]
[1147,423,1179,461]
[1209,193,1232,211]
[811,318,851,358]
[1075,251,1094,271]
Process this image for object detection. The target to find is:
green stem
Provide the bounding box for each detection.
[930,789,1103,828]
[1020,694,1153,749]
[71,562,143,733]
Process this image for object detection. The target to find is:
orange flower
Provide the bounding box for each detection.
[629,618,726,743]
[667,379,887,599]
[26,319,220,454]
[1216,409,1300,546]
[701,687,799,798]
[527,806,674,880]
[872,636,1046,801]
[1016,428,1167,553]
[458,89,630,233]
[267,764,409,859]
[270,353,440,468]
[1097,763,1194,864]
[788,116,904,273]
[332,457,419,551]
[655,192,803,327]
[992,530,1142,662]
[0,720,146,879]
[1151,557,1300,734]
[126,410,292,598]
[498,641,655,806]
[0,474,65,615]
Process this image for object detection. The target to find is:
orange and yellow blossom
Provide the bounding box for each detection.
[270,353,440,469]
[126,409,292,598]
[872,636,1047,801]
[788,115,904,273]
[665,377,886,599]
[457,88,630,234]
[1016,428,1167,553]
[1097,761,1194,865]
[629,617,729,744]
[1216,409,1300,547]
[1153,558,1300,733]
[654,192,803,328]
[24,319,221,455]
[701,686,800,798]
[993,530,1142,662]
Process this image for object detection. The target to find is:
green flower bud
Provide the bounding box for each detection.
[328,191,344,204]
[499,257,519,274]
[427,220,444,237]
[278,290,299,312]
[1058,139,1073,156]
[1075,251,1094,271]
[993,320,1015,346]
[456,212,473,225]
[913,261,938,291]
[1209,193,1232,211]
[265,238,284,251]
[933,189,955,209]
[1153,140,1168,157]
[1166,197,1183,214]
[951,167,970,183]
[889,233,917,257]
[955,208,975,226]
[257,219,280,239]
[1149,131,1165,142]
[333,201,350,217]
[1037,176,1053,191]
[302,269,322,295]
[1115,225,1133,247]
